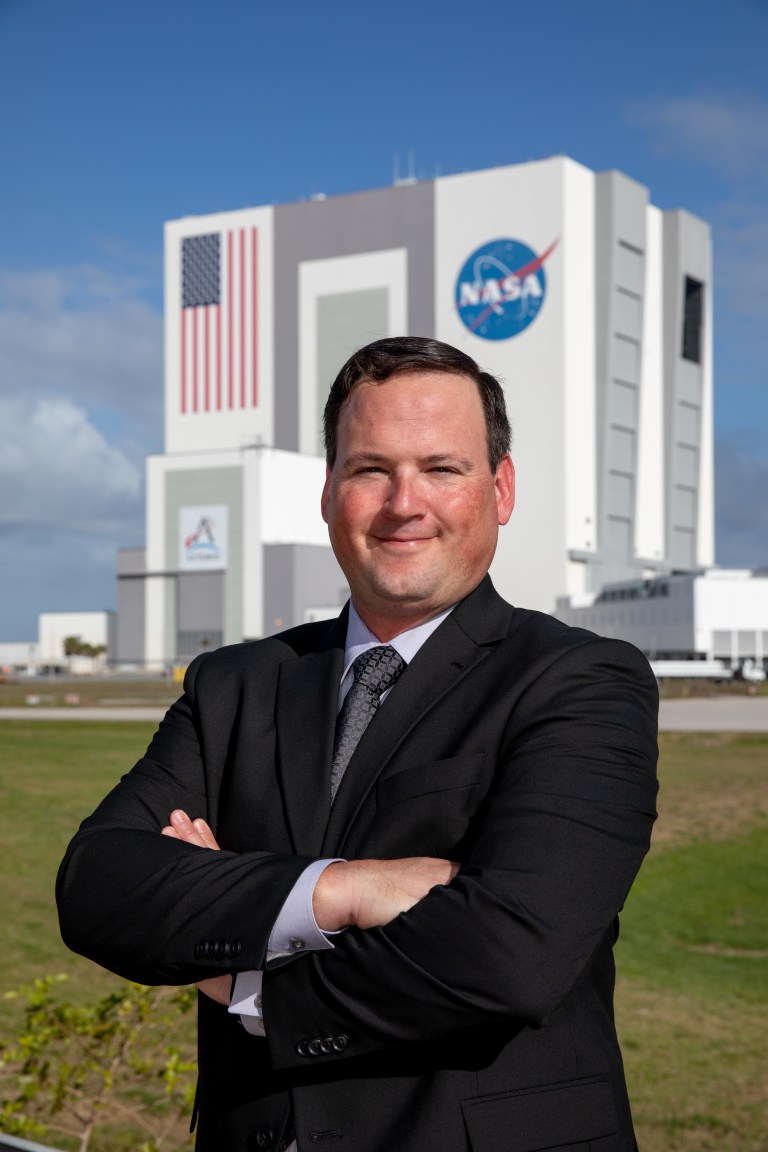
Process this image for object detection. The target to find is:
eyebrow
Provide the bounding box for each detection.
[340,452,476,471]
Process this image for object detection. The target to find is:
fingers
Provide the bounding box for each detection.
[197,975,233,1006]
[164,809,221,850]
[191,816,220,850]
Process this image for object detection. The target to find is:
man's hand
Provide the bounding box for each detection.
[312,857,459,931]
[161,808,220,849]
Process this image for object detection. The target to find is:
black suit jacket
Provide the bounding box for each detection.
[57,577,658,1152]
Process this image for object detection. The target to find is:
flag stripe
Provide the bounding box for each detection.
[240,229,245,410]
[216,295,222,411]
[192,307,198,413]
[227,230,234,410]
[180,226,260,414]
[180,311,187,414]
[252,227,258,408]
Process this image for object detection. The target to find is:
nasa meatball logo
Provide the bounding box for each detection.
[455,237,558,341]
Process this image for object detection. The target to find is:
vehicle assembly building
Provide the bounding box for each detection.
[116,155,713,669]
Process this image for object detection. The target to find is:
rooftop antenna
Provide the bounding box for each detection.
[394,149,417,187]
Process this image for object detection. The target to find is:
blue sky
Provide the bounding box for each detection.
[1,0,766,641]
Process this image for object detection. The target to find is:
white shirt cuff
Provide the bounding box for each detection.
[267,857,344,955]
[229,969,266,1033]
[228,858,343,1029]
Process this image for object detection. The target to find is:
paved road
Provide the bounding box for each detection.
[2,698,768,731]
[658,696,768,732]
[0,707,165,722]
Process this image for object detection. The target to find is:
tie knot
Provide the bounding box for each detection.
[352,645,405,698]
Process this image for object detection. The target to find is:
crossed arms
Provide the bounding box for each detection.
[161,807,458,1005]
[57,631,658,1065]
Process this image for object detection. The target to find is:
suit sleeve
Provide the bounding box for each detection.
[56,654,315,986]
[262,636,659,1067]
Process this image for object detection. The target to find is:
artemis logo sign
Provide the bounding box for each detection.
[455,237,558,341]
[179,505,229,571]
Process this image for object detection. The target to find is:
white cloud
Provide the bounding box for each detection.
[0,259,161,638]
[0,264,163,432]
[0,395,142,533]
[0,396,145,640]
[0,265,157,634]
[626,91,768,183]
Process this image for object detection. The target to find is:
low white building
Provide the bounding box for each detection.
[0,642,39,674]
[556,569,768,666]
[38,610,115,671]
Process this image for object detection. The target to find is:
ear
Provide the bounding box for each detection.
[320,466,332,524]
[494,455,515,525]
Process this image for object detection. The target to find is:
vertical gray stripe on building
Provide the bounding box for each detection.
[273,182,435,452]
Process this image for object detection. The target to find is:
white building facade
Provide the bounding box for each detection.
[38,610,115,670]
[117,157,714,667]
[557,569,768,667]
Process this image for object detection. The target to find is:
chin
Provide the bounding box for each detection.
[368,576,443,610]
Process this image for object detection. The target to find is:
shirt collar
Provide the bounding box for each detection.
[342,600,455,683]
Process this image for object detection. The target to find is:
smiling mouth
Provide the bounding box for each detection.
[375,536,435,545]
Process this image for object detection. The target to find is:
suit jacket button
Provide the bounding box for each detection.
[255,1124,273,1147]
[319,1036,334,1053]
[307,1039,321,1056]
[296,1040,310,1057]
[332,1034,348,1052]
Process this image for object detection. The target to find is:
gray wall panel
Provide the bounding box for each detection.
[314,288,389,455]
[611,381,637,428]
[263,543,347,633]
[614,290,642,339]
[177,572,224,630]
[165,467,243,649]
[662,210,708,569]
[613,335,640,385]
[615,243,644,294]
[273,182,435,451]
[116,577,146,663]
[594,171,649,582]
[676,444,698,487]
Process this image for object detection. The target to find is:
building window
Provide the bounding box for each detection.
[682,277,704,364]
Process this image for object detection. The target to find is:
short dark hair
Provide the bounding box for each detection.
[323,336,512,472]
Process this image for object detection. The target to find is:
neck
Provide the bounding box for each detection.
[351,600,451,644]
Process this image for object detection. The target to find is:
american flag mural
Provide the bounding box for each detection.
[180,228,259,414]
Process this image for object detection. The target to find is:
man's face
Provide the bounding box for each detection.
[321,371,515,640]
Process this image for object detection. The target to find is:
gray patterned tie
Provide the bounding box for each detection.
[330,645,406,802]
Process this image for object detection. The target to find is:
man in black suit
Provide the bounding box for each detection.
[58,336,658,1152]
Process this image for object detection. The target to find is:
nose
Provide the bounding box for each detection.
[387,470,424,519]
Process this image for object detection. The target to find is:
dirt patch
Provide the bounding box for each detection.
[686,943,768,960]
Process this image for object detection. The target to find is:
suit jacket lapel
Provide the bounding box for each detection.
[321,577,513,855]
[275,612,346,856]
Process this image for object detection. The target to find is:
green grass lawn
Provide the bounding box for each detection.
[0,723,766,1150]
[616,732,768,1151]
[0,721,159,1004]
